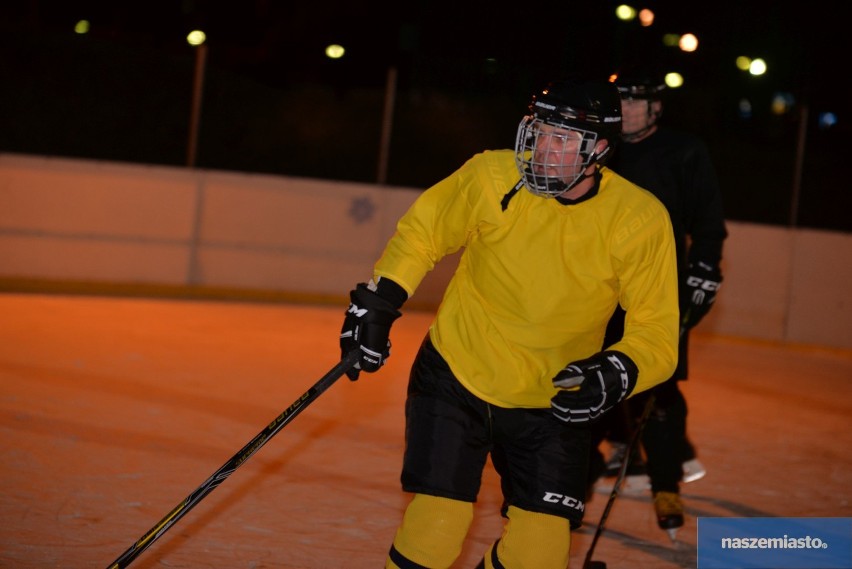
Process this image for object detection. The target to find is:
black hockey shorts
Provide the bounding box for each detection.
[400,337,591,529]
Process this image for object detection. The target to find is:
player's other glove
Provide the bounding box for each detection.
[681,260,722,330]
[551,351,638,424]
[340,282,402,381]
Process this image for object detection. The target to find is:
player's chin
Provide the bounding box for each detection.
[535,167,573,179]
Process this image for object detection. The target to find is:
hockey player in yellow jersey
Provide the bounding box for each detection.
[338,78,679,568]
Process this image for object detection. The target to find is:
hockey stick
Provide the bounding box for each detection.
[582,394,656,569]
[105,349,361,569]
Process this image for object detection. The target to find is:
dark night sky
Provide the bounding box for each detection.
[7,0,840,101]
[2,1,848,231]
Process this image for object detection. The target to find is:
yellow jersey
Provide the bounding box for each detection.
[374,149,678,408]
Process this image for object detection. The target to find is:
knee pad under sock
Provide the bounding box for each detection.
[386,493,473,569]
[479,506,571,568]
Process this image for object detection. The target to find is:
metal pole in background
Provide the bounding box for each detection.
[186,42,208,287]
[789,103,808,227]
[187,43,208,168]
[376,66,398,185]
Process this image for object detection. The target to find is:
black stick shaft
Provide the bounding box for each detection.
[106,350,360,569]
[583,395,655,569]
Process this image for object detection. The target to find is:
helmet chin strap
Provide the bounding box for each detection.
[556,168,603,205]
[568,169,596,189]
[552,170,590,194]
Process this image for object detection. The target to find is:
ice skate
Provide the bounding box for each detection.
[653,491,683,542]
[601,441,627,477]
[601,441,648,478]
[682,458,706,483]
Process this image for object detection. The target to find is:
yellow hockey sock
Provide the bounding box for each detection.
[386,493,474,569]
[480,506,571,568]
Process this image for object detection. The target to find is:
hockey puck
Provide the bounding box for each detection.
[586,561,607,569]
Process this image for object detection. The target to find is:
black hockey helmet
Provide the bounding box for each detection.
[612,66,667,101]
[529,79,624,149]
[515,79,623,197]
[612,65,666,141]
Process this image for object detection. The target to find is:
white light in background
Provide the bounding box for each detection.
[664,72,684,89]
[325,44,345,59]
[615,5,637,21]
[187,30,206,46]
[679,33,698,52]
[749,58,767,76]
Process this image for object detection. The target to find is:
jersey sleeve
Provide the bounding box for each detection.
[606,192,680,395]
[372,155,482,298]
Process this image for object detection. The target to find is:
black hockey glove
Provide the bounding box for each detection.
[340,283,402,381]
[551,351,638,424]
[681,261,722,330]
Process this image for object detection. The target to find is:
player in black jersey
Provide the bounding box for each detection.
[591,66,728,539]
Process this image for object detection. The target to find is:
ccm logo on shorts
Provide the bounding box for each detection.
[542,492,585,513]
